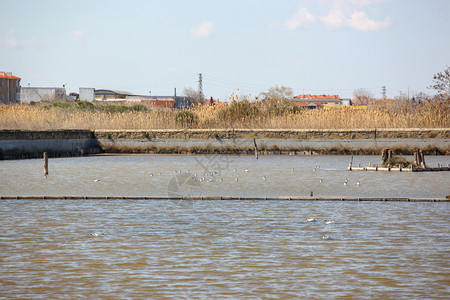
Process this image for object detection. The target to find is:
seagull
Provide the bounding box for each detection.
[94,179,100,182]
[344,179,348,186]
[262,176,267,180]
[243,169,249,172]
[306,217,317,222]
[356,181,360,186]
[235,178,239,181]
[324,220,335,224]
[319,179,323,183]
[322,235,332,240]
[91,232,106,237]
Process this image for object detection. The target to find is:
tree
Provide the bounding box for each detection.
[259,85,294,115]
[429,66,450,97]
[183,87,203,106]
[353,88,374,105]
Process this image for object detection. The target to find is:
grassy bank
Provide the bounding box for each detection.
[1,99,449,130]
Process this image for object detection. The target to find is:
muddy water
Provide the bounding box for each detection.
[0,199,449,299]
[0,155,449,298]
[0,155,449,198]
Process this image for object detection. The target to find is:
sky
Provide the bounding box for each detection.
[1,0,449,101]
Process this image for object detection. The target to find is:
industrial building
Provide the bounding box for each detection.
[20,87,66,104]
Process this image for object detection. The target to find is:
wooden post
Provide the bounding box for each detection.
[381,149,389,166]
[43,152,48,175]
[253,138,258,160]
[419,150,426,168]
[414,149,426,168]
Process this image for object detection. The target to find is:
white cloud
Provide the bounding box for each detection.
[282,0,391,31]
[320,9,347,29]
[348,11,391,31]
[283,8,316,30]
[190,22,214,38]
[347,0,387,6]
[5,30,18,47]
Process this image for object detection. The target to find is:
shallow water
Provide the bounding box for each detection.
[0,199,449,299]
[0,154,449,198]
[1,155,449,298]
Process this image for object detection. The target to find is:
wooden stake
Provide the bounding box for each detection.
[253,138,258,160]
[43,152,48,175]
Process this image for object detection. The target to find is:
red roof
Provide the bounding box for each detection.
[0,71,20,79]
[294,94,339,100]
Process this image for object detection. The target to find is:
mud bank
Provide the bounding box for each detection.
[1,129,449,159]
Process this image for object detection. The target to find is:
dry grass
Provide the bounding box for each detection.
[0,99,449,130]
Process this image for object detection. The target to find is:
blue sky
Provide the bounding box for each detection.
[1,0,449,100]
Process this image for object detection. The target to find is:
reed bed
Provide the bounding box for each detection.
[0,99,448,130]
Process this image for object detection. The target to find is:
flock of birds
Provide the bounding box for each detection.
[88,163,349,240]
[306,217,336,240]
[89,165,361,188]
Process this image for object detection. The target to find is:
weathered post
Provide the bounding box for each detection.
[43,152,48,176]
[414,149,426,168]
[381,148,392,166]
[419,150,426,168]
[253,138,258,160]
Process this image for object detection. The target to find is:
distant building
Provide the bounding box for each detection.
[0,71,21,105]
[291,94,356,109]
[293,102,324,110]
[95,89,133,101]
[293,94,341,107]
[79,88,95,101]
[20,87,66,103]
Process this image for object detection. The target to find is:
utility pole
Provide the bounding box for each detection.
[198,73,203,101]
[381,86,387,99]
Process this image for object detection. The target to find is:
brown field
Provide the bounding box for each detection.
[0,99,449,130]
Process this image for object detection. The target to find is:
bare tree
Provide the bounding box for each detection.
[353,88,374,105]
[259,85,293,115]
[183,87,203,106]
[429,66,450,97]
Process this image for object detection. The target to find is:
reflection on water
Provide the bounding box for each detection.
[0,200,449,298]
[0,155,449,198]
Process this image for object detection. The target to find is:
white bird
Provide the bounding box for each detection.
[91,232,105,237]
[322,235,332,240]
[243,169,249,172]
[324,220,335,224]
[344,179,348,186]
[319,179,323,183]
[262,176,267,180]
[235,178,239,181]
[94,179,100,182]
[306,217,317,222]
[356,181,360,186]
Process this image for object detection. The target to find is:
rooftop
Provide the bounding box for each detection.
[294,94,340,100]
[0,72,21,80]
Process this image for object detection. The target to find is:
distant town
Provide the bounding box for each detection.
[0,71,403,109]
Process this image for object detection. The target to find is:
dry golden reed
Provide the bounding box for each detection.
[0,99,448,130]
